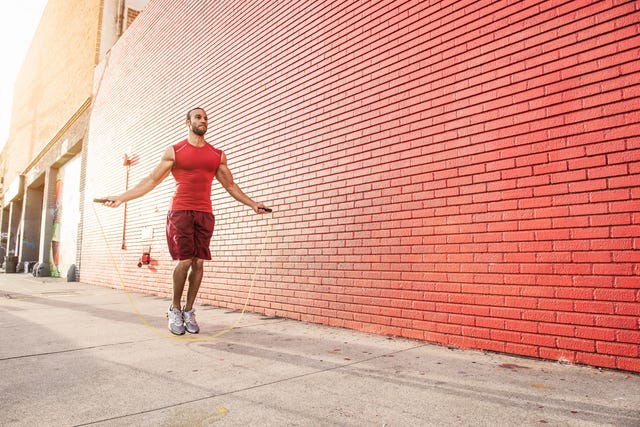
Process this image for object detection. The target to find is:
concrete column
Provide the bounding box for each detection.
[5,203,14,258]
[38,168,58,275]
[3,203,19,272]
[0,207,5,265]
[7,201,20,257]
[20,186,44,264]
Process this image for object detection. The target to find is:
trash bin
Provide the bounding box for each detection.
[5,256,18,273]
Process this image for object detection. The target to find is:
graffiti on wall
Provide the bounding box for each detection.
[50,177,62,277]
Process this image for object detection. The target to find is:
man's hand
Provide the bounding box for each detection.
[255,203,272,214]
[94,197,124,208]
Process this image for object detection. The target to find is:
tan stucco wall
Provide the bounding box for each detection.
[1,0,102,190]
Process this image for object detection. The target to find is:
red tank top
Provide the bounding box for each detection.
[170,139,222,212]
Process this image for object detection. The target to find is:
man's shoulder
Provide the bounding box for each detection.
[204,142,223,157]
[172,139,189,150]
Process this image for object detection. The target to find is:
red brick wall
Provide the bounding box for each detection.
[81,0,640,372]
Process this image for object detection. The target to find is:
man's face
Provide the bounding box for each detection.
[188,109,208,136]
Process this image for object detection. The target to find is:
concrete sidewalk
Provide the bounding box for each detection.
[1,273,638,427]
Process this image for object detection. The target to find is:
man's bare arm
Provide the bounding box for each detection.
[215,152,269,213]
[101,146,175,208]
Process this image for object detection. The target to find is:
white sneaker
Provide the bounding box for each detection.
[167,306,185,335]
[182,307,200,334]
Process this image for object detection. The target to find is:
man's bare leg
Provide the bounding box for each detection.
[172,259,192,309]
[184,258,204,311]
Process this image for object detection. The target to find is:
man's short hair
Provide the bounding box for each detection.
[186,107,205,121]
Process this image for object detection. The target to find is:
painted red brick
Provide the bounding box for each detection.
[616,357,640,373]
[79,0,640,373]
[597,341,640,357]
[576,352,618,370]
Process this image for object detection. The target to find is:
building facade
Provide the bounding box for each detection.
[2,0,638,373]
[79,0,640,372]
[0,0,148,277]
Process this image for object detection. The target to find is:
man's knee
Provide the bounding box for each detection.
[191,258,204,270]
[175,258,192,272]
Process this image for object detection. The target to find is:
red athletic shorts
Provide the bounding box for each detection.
[166,210,215,260]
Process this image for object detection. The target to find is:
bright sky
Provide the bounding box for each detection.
[0,1,49,151]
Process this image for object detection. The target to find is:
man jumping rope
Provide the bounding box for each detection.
[100,107,270,335]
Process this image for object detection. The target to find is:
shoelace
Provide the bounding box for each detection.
[184,310,198,326]
[169,309,183,324]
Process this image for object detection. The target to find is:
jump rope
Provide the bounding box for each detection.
[91,201,273,342]
[86,43,278,341]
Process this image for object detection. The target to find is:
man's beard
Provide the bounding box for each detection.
[191,124,207,136]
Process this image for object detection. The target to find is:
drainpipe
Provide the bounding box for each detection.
[117,0,126,36]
